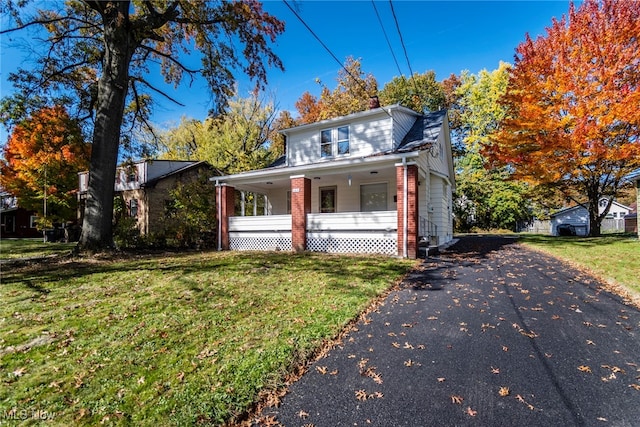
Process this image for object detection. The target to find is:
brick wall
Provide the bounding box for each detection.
[396,163,419,258]
[217,184,235,250]
[291,176,311,252]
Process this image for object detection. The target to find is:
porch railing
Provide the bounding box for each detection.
[228,215,292,251]
[307,211,397,255]
[227,211,398,255]
[419,216,438,245]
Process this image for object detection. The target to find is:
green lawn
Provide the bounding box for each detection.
[0,251,416,426]
[0,239,76,260]
[518,233,640,298]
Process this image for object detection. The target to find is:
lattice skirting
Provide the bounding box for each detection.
[307,233,397,255]
[229,235,292,251]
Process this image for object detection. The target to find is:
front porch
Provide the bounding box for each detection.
[213,153,447,258]
[228,211,399,255]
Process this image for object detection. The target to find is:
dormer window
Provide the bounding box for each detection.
[320,126,350,158]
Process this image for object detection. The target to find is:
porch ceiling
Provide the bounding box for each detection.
[214,153,416,193]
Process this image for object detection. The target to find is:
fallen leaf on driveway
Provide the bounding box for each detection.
[466,407,478,417]
[355,389,368,401]
[451,395,464,404]
[578,365,592,373]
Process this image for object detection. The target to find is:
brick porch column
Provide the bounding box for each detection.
[291,175,311,252]
[396,163,419,258]
[216,184,235,250]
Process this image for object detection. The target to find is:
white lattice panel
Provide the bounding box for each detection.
[229,234,292,251]
[307,233,397,255]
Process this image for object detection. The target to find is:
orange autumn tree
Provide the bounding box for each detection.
[486,0,640,236]
[0,105,90,228]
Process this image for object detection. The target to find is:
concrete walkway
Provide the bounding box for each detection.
[261,235,640,426]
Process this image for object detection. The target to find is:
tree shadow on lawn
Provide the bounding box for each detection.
[0,250,415,299]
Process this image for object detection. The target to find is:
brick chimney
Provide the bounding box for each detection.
[369,95,380,109]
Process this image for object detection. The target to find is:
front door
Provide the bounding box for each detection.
[320,186,336,213]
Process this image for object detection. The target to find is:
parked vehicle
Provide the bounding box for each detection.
[557,223,577,236]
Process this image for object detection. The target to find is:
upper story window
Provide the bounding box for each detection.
[320,126,350,158]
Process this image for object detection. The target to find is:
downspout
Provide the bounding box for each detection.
[216,179,222,251]
[403,157,408,258]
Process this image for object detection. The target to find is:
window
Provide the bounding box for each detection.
[320,186,337,213]
[129,199,138,217]
[360,183,388,212]
[320,126,350,158]
[29,215,38,228]
[321,130,332,158]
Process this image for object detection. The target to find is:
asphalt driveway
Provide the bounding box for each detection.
[260,235,640,426]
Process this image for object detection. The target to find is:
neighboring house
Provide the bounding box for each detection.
[550,198,632,236]
[0,190,41,238]
[78,160,215,235]
[212,103,455,259]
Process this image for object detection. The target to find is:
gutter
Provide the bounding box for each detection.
[209,151,420,185]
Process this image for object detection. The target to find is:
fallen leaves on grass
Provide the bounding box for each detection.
[12,367,27,377]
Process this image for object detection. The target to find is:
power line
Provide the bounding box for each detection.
[371,0,402,78]
[282,0,378,102]
[389,0,415,78]
[389,0,422,100]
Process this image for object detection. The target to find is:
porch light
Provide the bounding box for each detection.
[348,173,352,187]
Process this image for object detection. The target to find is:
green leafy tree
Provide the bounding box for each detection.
[454,153,531,231]
[379,70,446,113]
[162,172,217,248]
[1,1,284,251]
[160,93,279,173]
[453,63,532,231]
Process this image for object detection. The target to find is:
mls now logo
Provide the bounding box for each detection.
[2,408,56,421]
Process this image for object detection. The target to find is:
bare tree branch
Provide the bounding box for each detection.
[131,77,185,107]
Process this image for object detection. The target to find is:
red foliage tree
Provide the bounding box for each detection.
[487,0,640,236]
[1,105,90,227]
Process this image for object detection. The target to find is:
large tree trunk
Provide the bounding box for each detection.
[588,203,602,237]
[78,3,136,251]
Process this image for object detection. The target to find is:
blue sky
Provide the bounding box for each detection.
[0,0,574,140]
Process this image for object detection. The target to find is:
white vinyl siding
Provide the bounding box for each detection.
[287,111,394,166]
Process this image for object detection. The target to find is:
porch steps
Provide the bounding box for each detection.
[418,243,439,258]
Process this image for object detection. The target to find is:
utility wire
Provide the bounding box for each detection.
[371,0,403,78]
[389,0,422,101]
[282,0,381,106]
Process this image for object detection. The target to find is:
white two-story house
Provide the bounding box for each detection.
[212,103,455,259]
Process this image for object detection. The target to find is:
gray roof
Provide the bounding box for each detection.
[396,110,447,153]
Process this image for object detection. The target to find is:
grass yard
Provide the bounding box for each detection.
[0,251,416,426]
[0,239,76,260]
[519,233,640,298]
